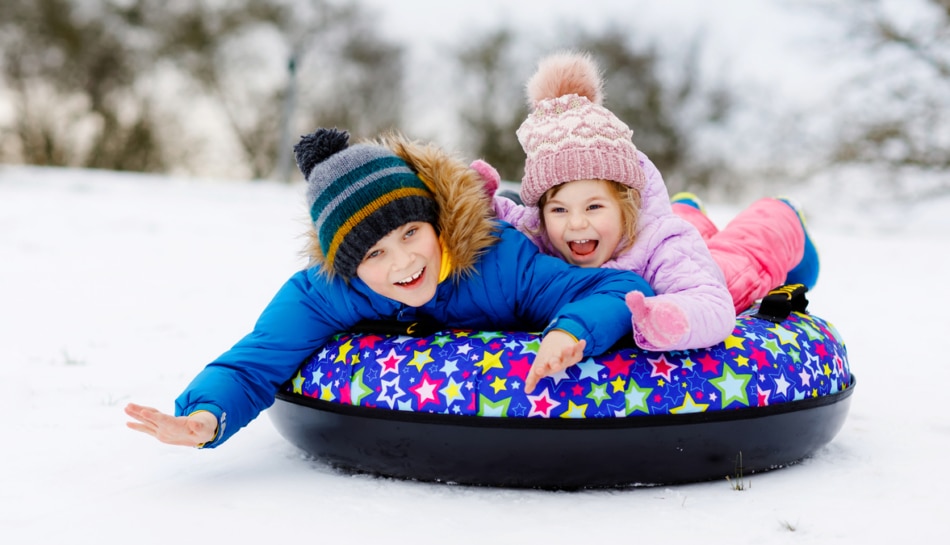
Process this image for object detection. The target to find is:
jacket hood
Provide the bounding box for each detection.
[305,132,499,280]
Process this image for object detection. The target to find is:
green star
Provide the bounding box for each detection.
[472,330,504,343]
[623,379,653,415]
[710,364,751,408]
[586,382,611,407]
[431,334,454,348]
[478,394,512,417]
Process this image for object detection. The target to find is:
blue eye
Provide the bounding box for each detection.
[588,204,603,211]
[404,228,417,238]
[364,249,381,261]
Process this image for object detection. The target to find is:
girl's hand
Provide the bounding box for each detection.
[125,403,217,447]
[625,291,690,350]
[525,331,587,394]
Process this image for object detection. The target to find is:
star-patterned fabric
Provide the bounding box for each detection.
[285,306,851,418]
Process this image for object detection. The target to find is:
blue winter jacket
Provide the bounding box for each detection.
[176,224,654,447]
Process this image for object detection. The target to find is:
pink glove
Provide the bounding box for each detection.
[470,159,500,198]
[625,291,690,350]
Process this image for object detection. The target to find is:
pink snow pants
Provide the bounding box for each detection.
[672,198,805,313]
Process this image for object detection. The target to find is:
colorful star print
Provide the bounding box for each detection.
[287,306,851,419]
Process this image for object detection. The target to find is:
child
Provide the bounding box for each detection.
[125,128,656,448]
[479,51,737,354]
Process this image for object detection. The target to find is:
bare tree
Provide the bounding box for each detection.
[825,0,950,199]
[0,0,169,171]
[454,29,529,182]
[0,0,406,180]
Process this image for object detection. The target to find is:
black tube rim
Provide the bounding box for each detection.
[275,374,856,431]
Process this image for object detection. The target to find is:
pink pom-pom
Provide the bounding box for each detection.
[525,51,604,107]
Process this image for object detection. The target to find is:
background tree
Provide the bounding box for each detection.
[823,0,950,200]
[0,0,405,180]
[454,29,529,182]
[0,0,169,171]
[453,27,736,194]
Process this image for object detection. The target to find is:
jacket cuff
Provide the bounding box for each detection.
[186,404,226,449]
[542,318,587,353]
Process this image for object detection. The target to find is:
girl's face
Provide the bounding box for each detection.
[356,222,442,307]
[541,179,624,268]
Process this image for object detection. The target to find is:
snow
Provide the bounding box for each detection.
[2,163,949,543]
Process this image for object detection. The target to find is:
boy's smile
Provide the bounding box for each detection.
[356,221,442,307]
[542,179,624,268]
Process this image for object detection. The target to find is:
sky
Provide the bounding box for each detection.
[3,164,950,544]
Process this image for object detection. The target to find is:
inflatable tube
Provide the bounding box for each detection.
[271,296,853,489]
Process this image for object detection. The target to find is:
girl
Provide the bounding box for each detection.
[480,51,818,352]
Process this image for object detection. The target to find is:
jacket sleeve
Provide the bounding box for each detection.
[629,218,736,351]
[610,154,735,351]
[493,226,655,356]
[174,270,364,448]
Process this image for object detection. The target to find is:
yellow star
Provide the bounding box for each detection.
[476,350,505,373]
[489,376,507,394]
[735,355,750,368]
[724,335,746,350]
[560,400,588,418]
[441,378,466,405]
[407,348,435,372]
[670,392,709,414]
[334,338,355,363]
[610,375,627,393]
[291,372,305,394]
[657,378,667,387]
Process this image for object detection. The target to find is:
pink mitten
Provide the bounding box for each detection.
[625,291,690,350]
[470,159,500,198]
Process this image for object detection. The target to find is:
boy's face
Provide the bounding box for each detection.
[541,178,623,268]
[356,221,441,307]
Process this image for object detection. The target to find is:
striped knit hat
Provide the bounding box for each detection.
[516,51,646,207]
[295,128,438,279]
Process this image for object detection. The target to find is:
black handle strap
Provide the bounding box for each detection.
[349,318,442,337]
[753,283,809,323]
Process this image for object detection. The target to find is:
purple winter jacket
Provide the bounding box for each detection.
[493,151,735,351]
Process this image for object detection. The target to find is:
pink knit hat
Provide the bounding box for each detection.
[516,51,647,207]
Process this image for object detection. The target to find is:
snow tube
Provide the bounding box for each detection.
[270,286,853,489]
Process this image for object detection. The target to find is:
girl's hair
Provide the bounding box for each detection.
[536,179,641,257]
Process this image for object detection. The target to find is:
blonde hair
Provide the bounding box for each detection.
[536,180,641,257]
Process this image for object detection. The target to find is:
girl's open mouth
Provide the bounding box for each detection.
[568,240,598,256]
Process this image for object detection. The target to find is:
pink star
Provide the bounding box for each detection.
[649,354,679,381]
[698,353,720,374]
[602,353,632,377]
[357,334,384,349]
[409,372,444,410]
[507,357,532,381]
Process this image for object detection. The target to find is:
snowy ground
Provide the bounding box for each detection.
[2,165,949,544]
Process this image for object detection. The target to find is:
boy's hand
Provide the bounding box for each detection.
[524,330,587,394]
[125,403,217,447]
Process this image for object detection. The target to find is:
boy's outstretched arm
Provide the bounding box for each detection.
[125,403,217,447]
[524,330,587,394]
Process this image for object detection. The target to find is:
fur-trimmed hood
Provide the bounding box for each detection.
[306,132,499,280]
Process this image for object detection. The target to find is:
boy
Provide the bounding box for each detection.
[125,128,654,448]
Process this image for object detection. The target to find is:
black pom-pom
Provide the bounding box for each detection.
[294,128,350,178]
